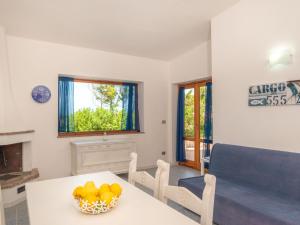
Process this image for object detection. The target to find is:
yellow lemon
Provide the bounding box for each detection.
[110,183,122,197]
[84,181,98,196]
[85,181,96,189]
[80,188,88,198]
[73,186,80,198]
[73,186,86,199]
[98,183,111,195]
[100,192,114,205]
[85,194,98,204]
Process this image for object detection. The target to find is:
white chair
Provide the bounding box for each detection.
[156,160,170,201]
[160,173,216,225]
[0,186,5,225]
[128,152,170,199]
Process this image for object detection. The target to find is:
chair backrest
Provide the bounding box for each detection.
[129,152,167,199]
[161,174,216,225]
[156,159,170,201]
[0,186,5,225]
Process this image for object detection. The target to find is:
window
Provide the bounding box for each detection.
[58,77,140,137]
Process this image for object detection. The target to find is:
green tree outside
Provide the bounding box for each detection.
[184,87,207,138]
[92,84,122,112]
[75,84,124,132]
[74,108,122,132]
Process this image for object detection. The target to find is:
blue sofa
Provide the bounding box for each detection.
[178,144,300,225]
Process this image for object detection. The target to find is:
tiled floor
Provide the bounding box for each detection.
[5,165,202,225]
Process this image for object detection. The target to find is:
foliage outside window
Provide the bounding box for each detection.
[58,77,140,136]
[184,87,206,138]
[184,88,195,137]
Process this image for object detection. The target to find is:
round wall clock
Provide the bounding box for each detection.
[31,85,51,103]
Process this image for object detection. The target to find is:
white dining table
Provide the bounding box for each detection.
[26,171,199,225]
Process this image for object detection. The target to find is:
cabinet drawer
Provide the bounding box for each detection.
[81,149,132,166]
[78,143,134,152]
[101,143,134,151]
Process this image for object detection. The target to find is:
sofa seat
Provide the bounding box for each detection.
[179,176,300,225]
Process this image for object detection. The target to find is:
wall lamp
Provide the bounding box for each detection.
[269,47,293,67]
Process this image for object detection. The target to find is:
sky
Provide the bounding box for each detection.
[74,82,123,112]
[74,82,101,111]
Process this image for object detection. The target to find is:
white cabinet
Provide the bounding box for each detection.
[71,139,136,175]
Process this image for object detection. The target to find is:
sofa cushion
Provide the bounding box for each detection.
[209,144,300,200]
[179,176,300,225]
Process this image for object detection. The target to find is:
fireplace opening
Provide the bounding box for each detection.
[0,143,22,181]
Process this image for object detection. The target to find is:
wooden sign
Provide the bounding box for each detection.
[249,80,300,106]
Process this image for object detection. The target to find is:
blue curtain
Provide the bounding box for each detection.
[58,77,75,132]
[134,84,140,131]
[176,87,186,162]
[121,83,140,131]
[204,82,213,168]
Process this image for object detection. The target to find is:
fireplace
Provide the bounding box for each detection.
[0,142,39,186]
[0,140,39,207]
[0,26,39,207]
[0,143,22,176]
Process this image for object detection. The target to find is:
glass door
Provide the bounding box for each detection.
[183,87,196,166]
[180,83,200,169]
[199,84,210,164]
[180,81,211,170]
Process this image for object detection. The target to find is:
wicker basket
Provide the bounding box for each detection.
[75,197,119,214]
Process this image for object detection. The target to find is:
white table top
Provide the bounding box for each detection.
[26,171,199,225]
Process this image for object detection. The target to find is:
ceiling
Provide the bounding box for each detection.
[0,0,239,60]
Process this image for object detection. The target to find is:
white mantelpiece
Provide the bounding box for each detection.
[71,139,136,175]
[0,130,34,146]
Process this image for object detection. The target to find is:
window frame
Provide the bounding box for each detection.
[58,78,141,138]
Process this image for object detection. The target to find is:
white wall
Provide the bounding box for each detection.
[167,42,212,163]
[212,0,300,152]
[169,41,212,84]
[6,36,169,179]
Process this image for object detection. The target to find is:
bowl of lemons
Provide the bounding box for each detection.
[73,181,122,214]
